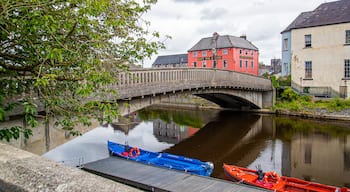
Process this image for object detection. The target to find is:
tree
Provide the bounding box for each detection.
[0,0,165,141]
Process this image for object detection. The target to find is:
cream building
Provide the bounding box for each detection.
[282,0,350,98]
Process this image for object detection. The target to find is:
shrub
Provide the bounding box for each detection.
[280,87,299,102]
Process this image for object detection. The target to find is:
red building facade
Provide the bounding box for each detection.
[188,33,259,76]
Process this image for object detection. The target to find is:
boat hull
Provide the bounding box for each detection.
[107,141,213,176]
[223,164,349,192]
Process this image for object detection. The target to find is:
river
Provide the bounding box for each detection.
[2,106,350,188]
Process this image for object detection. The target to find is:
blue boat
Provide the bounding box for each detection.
[107,141,214,176]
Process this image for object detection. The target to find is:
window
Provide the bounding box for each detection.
[345,59,350,78]
[283,38,288,51]
[193,52,197,57]
[193,62,197,67]
[245,50,248,55]
[223,60,228,68]
[346,30,350,44]
[223,49,228,55]
[240,60,242,68]
[202,61,206,68]
[213,60,217,68]
[251,50,254,56]
[305,61,312,78]
[251,61,254,68]
[245,60,248,68]
[239,49,242,55]
[305,34,312,48]
[202,51,207,57]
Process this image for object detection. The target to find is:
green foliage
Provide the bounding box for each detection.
[0,0,165,141]
[280,87,299,102]
[276,88,350,112]
[0,126,32,142]
[270,75,279,89]
[279,75,291,87]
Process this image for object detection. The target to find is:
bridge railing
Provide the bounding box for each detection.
[113,68,272,99]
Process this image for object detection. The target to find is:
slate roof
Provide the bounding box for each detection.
[152,54,188,65]
[282,0,350,32]
[188,35,258,51]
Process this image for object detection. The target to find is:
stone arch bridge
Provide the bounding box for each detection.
[113,68,274,116]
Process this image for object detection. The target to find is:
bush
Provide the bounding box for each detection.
[280,87,299,102]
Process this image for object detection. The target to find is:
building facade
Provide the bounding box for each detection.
[282,0,350,98]
[187,33,259,76]
[281,31,291,77]
[271,58,282,74]
[152,54,188,68]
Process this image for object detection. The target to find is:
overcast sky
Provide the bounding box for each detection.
[141,0,335,67]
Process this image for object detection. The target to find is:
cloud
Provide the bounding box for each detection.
[141,0,335,67]
[200,7,228,20]
[173,0,210,3]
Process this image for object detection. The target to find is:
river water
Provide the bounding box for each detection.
[2,106,350,188]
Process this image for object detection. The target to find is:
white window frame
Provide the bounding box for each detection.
[305,34,312,48]
[345,59,350,78]
[346,30,350,44]
[305,61,312,78]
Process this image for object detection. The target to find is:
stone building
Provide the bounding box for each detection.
[281,0,350,98]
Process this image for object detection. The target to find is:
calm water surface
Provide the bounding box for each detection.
[4,106,350,188]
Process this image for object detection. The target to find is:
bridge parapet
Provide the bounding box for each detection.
[113,68,272,99]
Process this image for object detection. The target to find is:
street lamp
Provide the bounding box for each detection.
[212,47,216,68]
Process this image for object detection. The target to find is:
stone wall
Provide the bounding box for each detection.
[0,143,140,192]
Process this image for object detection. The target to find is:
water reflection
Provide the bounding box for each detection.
[42,108,212,166]
[153,119,199,144]
[2,106,350,187]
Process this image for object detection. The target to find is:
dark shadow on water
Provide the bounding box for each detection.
[163,110,270,179]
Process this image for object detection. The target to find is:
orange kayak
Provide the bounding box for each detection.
[223,164,349,192]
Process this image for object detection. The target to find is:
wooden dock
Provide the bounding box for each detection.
[82,157,265,192]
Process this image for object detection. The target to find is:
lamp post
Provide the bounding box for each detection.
[212,48,216,68]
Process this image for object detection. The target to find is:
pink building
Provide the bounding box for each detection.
[188,32,259,76]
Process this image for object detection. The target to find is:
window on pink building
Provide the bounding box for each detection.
[223,60,228,68]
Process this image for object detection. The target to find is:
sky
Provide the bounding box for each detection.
[141,0,335,67]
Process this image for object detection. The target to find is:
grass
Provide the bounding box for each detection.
[274,87,350,112]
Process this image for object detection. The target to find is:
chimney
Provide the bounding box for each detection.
[212,32,219,40]
[240,34,247,40]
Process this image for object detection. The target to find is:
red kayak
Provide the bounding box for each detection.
[223,164,349,192]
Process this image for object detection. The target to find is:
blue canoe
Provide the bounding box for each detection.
[107,141,214,176]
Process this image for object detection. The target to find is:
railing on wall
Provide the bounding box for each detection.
[291,81,339,98]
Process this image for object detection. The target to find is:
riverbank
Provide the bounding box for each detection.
[156,94,350,122]
[275,108,350,121]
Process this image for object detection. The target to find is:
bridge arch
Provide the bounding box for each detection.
[195,92,260,110]
[113,68,274,116]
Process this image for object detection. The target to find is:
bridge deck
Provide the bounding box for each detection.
[82,157,265,192]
